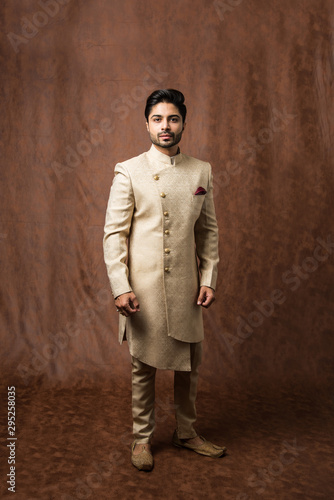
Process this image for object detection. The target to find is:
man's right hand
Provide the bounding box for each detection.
[115,292,140,317]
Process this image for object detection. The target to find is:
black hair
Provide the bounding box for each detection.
[145,89,187,123]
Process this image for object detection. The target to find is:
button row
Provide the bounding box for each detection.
[160,183,170,272]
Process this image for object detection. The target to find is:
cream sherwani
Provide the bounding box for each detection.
[103,145,219,371]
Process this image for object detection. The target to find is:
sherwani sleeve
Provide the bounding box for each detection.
[194,164,219,290]
[103,164,135,298]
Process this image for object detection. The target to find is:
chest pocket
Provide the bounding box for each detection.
[191,194,206,220]
[192,193,206,203]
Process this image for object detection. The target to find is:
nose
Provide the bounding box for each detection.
[161,119,170,130]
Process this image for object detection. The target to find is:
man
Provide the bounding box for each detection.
[103,89,226,471]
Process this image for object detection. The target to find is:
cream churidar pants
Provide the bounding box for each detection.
[131,342,202,444]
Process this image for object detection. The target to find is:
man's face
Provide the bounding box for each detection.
[146,102,185,150]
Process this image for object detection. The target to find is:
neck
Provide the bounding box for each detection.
[153,144,180,157]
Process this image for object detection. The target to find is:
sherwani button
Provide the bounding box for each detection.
[164,248,170,254]
[164,230,170,235]
[163,211,169,217]
[154,175,160,180]
[164,267,170,272]
[160,192,166,198]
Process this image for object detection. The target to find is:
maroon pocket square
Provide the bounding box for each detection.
[194,187,207,195]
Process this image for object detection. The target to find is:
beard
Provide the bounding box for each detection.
[149,130,183,149]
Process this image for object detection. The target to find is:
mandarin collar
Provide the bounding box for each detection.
[147,144,183,165]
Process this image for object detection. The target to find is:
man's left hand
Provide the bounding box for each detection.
[197,286,215,308]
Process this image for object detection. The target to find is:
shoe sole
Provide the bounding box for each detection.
[172,439,227,458]
[131,460,153,471]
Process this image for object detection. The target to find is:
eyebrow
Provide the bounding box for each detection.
[150,114,181,119]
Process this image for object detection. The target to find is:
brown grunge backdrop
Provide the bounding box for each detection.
[0,1,333,499]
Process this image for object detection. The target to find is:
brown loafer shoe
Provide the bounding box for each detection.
[172,430,227,458]
[131,442,154,471]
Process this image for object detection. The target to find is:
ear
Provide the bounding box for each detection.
[146,121,149,132]
[182,121,186,132]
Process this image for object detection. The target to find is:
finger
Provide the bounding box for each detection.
[201,297,210,308]
[124,300,139,315]
[202,292,212,305]
[131,297,140,311]
[202,295,215,308]
[117,298,132,311]
[116,294,140,315]
[126,301,136,313]
[197,290,206,305]
[120,308,130,317]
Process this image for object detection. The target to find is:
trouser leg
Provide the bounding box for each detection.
[131,356,156,444]
[174,342,202,439]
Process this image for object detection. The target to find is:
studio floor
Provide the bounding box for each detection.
[1,376,333,500]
